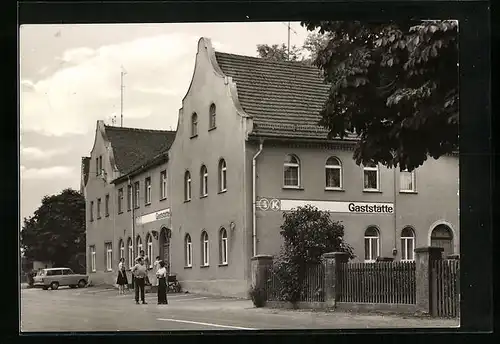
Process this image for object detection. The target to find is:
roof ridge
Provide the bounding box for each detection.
[104,125,176,134]
[214,51,316,70]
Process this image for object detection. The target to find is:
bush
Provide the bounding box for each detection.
[248,285,267,308]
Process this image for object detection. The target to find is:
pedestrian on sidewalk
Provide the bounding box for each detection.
[152,256,161,288]
[116,258,128,295]
[156,260,168,305]
[131,257,147,304]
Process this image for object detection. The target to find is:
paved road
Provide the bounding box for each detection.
[20,286,459,332]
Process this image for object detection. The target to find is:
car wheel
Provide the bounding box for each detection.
[77,280,87,288]
[50,282,59,290]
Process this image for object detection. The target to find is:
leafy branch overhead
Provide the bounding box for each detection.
[300,20,459,171]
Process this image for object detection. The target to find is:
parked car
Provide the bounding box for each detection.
[33,268,89,290]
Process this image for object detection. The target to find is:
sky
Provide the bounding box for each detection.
[19,22,310,226]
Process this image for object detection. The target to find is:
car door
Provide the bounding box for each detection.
[63,269,76,285]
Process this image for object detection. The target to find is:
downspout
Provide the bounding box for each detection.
[252,140,264,257]
[393,167,398,258]
[128,176,135,260]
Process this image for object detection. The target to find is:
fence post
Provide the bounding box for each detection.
[322,252,350,307]
[414,246,443,316]
[250,255,273,292]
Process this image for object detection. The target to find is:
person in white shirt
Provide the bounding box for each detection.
[131,257,148,304]
[152,256,161,287]
[156,260,168,305]
[116,258,128,295]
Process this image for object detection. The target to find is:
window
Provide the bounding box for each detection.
[119,239,125,260]
[95,158,99,176]
[90,246,96,272]
[218,159,227,192]
[127,185,132,211]
[364,226,380,262]
[105,242,112,271]
[219,228,228,265]
[201,231,209,266]
[118,188,124,213]
[105,194,110,217]
[200,165,208,197]
[136,236,143,254]
[191,112,198,137]
[89,201,94,222]
[160,170,167,200]
[325,157,342,189]
[98,156,103,175]
[401,227,415,261]
[209,103,216,129]
[97,198,102,219]
[127,238,133,268]
[146,234,153,268]
[133,181,140,208]
[283,154,300,187]
[145,177,151,205]
[184,171,191,201]
[400,169,416,192]
[430,224,454,257]
[185,234,192,267]
[363,163,380,191]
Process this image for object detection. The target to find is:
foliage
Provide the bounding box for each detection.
[256,43,302,62]
[271,205,354,302]
[248,285,267,307]
[300,20,459,171]
[20,188,86,272]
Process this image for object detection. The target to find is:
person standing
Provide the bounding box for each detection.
[136,250,151,286]
[131,257,147,304]
[156,260,168,305]
[116,258,128,295]
[152,256,161,288]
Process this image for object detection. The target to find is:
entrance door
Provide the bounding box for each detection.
[159,228,171,274]
[430,224,454,257]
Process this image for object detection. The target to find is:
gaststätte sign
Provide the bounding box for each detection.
[279,199,394,214]
[136,208,171,225]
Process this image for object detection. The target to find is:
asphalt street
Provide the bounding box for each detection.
[20,286,459,332]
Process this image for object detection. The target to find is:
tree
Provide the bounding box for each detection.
[256,43,302,62]
[20,188,86,272]
[300,20,459,171]
[272,205,353,302]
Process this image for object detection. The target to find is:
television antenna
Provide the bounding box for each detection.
[282,22,298,60]
[120,65,127,127]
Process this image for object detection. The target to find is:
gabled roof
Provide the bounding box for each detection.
[214,51,353,140]
[103,125,176,175]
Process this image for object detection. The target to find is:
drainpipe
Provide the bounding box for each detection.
[252,140,264,257]
[393,166,398,258]
[128,176,135,260]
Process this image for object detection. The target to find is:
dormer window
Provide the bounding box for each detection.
[191,112,198,137]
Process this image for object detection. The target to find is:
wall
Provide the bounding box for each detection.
[168,38,252,297]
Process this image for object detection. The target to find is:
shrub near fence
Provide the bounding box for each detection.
[265,264,325,302]
[338,261,416,304]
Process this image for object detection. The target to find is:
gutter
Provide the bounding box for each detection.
[252,140,264,257]
[128,176,135,261]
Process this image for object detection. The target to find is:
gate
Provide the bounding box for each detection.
[431,259,460,318]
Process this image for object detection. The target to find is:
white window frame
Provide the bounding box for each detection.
[209,103,216,129]
[118,188,123,213]
[364,227,380,263]
[202,231,209,266]
[90,246,96,272]
[400,169,416,193]
[146,235,153,268]
[363,163,380,191]
[119,240,125,260]
[136,236,143,255]
[201,165,208,197]
[185,171,191,201]
[220,228,228,265]
[105,242,112,272]
[191,112,198,137]
[145,177,152,205]
[97,198,101,219]
[219,159,227,192]
[127,185,132,211]
[133,182,140,208]
[105,194,110,217]
[160,170,167,200]
[127,238,133,268]
[185,234,192,267]
[401,227,416,261]
[283,154,300,188]
[325,156,342,190]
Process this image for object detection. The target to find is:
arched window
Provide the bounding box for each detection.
[136,236,143,256]
[325,156,342,189]
[185,234,192,267]
[283,154,300,187]
[363,163,380,191]
[209,103,216,129]
[191,112,198,137]
[200,165,208,197]
[146,234,153,268]
[119,239,125,260]
[184,170,191,201]
[219,228,228,265]
[431,224,454,257]
[201,231,209,266]
[364,226,380,262]
[127,237,133,268]
[218,159,227,192]
[401,226,415,261]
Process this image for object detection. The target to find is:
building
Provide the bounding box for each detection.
[83,37,459,297]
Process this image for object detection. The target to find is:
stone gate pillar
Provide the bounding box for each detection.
[415,246,443,315]
[250,255,273,291]
[322,252,350,307]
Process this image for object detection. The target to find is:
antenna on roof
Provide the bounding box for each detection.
[282,22,297,61]
[120,65,127,127]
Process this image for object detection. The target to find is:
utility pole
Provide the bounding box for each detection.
[287,21,291,61]
[120,66,127,127]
